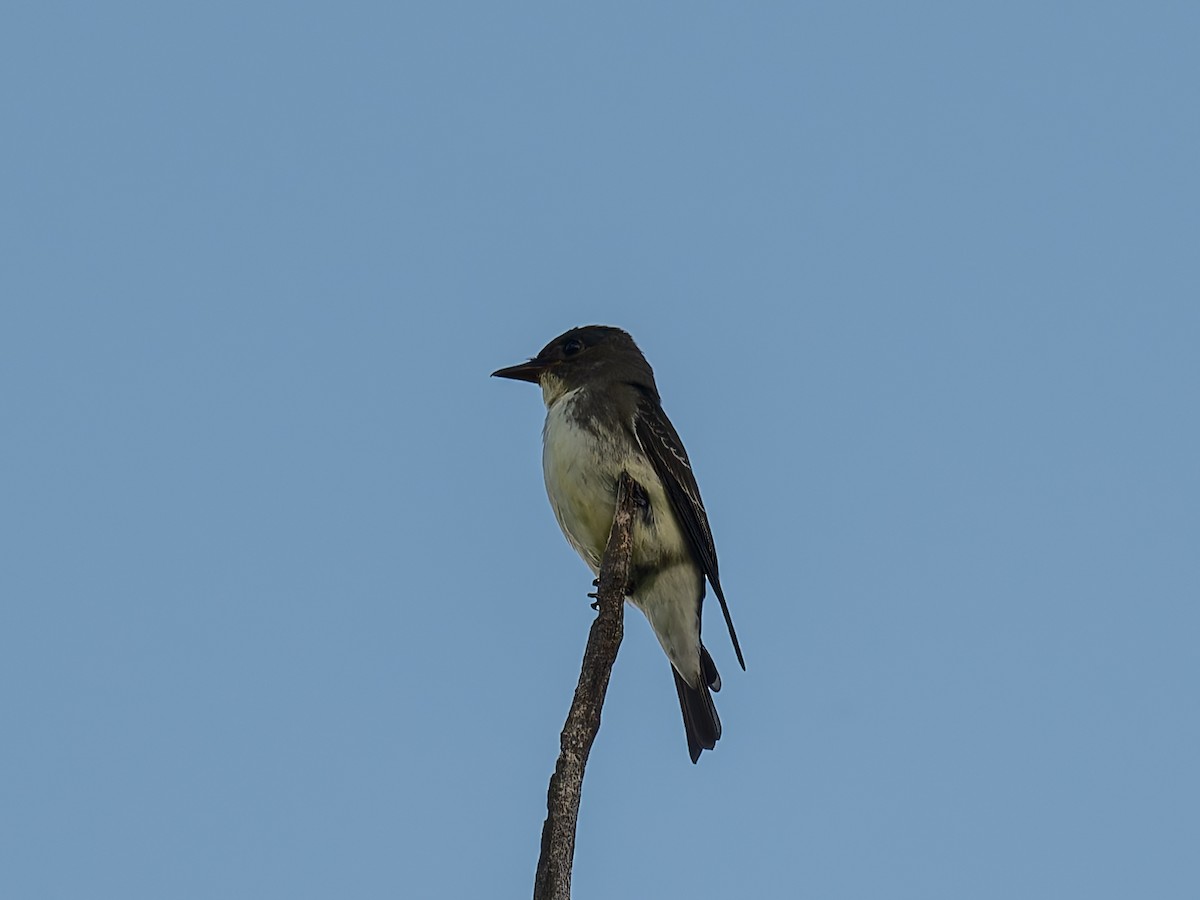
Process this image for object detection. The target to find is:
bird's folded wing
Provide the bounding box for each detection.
[632,393,745,670]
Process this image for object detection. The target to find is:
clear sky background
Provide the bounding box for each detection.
[3,3,1197,898]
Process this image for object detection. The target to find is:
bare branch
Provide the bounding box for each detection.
[532,472,639,900]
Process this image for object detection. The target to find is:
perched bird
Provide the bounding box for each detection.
[492,325,744,762]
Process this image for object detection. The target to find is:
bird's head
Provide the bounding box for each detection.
[492,325,658,406]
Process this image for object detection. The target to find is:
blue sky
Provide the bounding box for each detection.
[3,3,1198,898]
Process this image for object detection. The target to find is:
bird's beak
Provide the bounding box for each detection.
[491,359,549,383]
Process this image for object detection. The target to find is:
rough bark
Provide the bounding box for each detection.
[532,472,638,900]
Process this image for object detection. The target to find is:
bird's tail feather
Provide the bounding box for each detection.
[673,655,722,764]
[700,644,721,692]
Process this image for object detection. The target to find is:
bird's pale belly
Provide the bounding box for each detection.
[540,389,705,686]
[542,393,689,574]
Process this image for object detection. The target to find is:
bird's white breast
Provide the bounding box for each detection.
[541,389,616,569]
[541,387,689,575]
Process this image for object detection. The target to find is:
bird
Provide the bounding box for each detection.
[492,325,743,762]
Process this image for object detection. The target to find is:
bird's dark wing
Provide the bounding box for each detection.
[633,393,745,670]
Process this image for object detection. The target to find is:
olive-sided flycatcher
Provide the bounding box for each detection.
[492,325,744,762]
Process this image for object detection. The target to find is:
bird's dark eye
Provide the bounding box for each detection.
[563,338,584,356]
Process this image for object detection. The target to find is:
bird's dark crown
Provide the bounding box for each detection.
[532,325,658,395]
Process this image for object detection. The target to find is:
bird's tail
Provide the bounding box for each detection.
[673,645,723,763]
